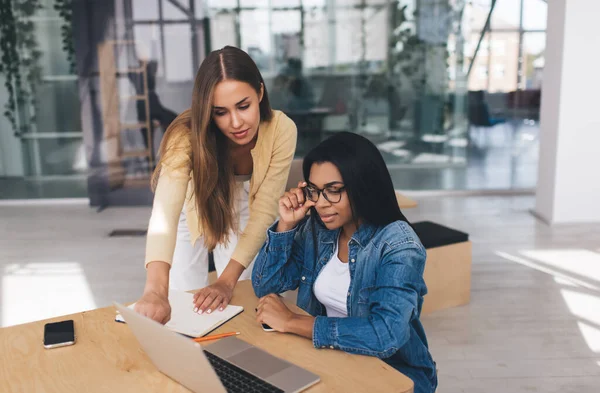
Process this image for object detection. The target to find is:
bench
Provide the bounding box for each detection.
[412,221,471,314]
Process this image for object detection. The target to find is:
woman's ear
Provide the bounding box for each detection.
[259,83,264,102]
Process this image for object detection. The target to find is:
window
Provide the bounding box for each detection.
[477,65,488,79]
[523,32,546,89]
[491,39,505,55]
[132,0,158,20]
[494,64,505,77]
[523,0,547,30]
[491,0,521,29]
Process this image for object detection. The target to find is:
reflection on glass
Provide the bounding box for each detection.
[162,0,188,20]
[466,0,492,33]
[34,19,72,76]
[164,25,193,82]
[271,58,315,112]
[337,0,389,5]
[523,0,547,30]
[207,0,237,9]
[133,25,163,75]
[121,38,178,163]
[522,32,545,89]
[240,10,270,70]
[8,0,85,182]
[467,33,490,91]
[36,81,81,134]
[488,32,519,93]
[33,16,81,134]
[334,8,362,65]
[210,12,237,50]
[303,8,329,68]
[491,0,521,29]
[132,0,158,20]
[365,6,388,63]
[194,0,205,18]
[24,138,85,176]
[2,0,544,196]
[302,0,326,6]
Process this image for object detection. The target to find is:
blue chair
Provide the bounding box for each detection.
[468,90,507,148]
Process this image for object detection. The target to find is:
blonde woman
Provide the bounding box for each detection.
[134,46,297,323]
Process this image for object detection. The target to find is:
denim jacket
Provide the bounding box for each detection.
[252,217,437,393]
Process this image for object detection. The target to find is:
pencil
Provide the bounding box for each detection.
[193,331,240,343]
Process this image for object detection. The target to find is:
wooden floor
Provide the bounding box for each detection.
[1,195,599,392]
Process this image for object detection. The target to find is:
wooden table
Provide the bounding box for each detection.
[0,280,413,393]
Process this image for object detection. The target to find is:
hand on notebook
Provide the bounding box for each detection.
[255,294,295,333]
[193,280,234,314]
[134,291,172,324]
[193,259,245,314]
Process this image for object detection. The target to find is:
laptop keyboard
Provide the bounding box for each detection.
[204,350,285,393]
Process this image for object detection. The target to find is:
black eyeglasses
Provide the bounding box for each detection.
[304,185,346,204]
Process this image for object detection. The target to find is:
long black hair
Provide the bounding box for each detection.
[302,132,409,228]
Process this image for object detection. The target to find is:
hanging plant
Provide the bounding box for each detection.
[0,0,43,136]
[17,0,44,130]
[0,0,22,135]
[54,0,76,74]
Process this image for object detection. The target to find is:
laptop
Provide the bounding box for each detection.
[114,302,320,393]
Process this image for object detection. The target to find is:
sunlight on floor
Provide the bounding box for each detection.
[2,262,97,327]
[520,249,600,285]
[576,322,600,353]
[561,289,600,327]
[497,249,600,358]
[519,249,600,355]
[495,251,599,291]
[554,276,580,288]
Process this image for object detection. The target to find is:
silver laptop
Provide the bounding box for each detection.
[114,302,320,393]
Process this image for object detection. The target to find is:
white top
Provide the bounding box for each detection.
[313,243,351,317]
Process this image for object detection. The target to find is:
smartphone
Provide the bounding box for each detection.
[254,307,275,332]
[43,320,76,349]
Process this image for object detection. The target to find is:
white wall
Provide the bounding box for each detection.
[0,75,25,177]
[535,0,600,223]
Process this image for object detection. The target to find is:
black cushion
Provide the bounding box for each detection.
[412,221,469,249]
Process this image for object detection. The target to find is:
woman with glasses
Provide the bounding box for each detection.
[252,132,437,393]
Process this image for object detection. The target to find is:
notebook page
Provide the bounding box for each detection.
[115,290,243,337]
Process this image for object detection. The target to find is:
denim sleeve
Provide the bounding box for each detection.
[251,220,308,298]
[312,243,427,359]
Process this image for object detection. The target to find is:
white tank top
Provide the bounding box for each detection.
[313,242,351,317]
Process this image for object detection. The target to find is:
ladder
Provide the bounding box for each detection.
[98,40,154,189]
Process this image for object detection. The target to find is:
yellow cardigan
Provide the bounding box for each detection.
[145,110,297,268]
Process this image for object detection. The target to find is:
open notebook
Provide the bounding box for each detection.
[115,290,243,338]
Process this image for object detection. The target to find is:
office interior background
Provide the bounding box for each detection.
[0,0,546,201]
[2,1,600,392]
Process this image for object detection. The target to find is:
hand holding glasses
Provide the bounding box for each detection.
[276,181,346,232]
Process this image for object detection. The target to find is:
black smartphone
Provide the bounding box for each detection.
[43,320,75,349]
[255,307,275,332]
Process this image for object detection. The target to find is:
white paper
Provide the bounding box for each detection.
[116,290,243,338]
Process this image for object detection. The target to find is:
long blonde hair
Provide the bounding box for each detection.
[152,46,273,251]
